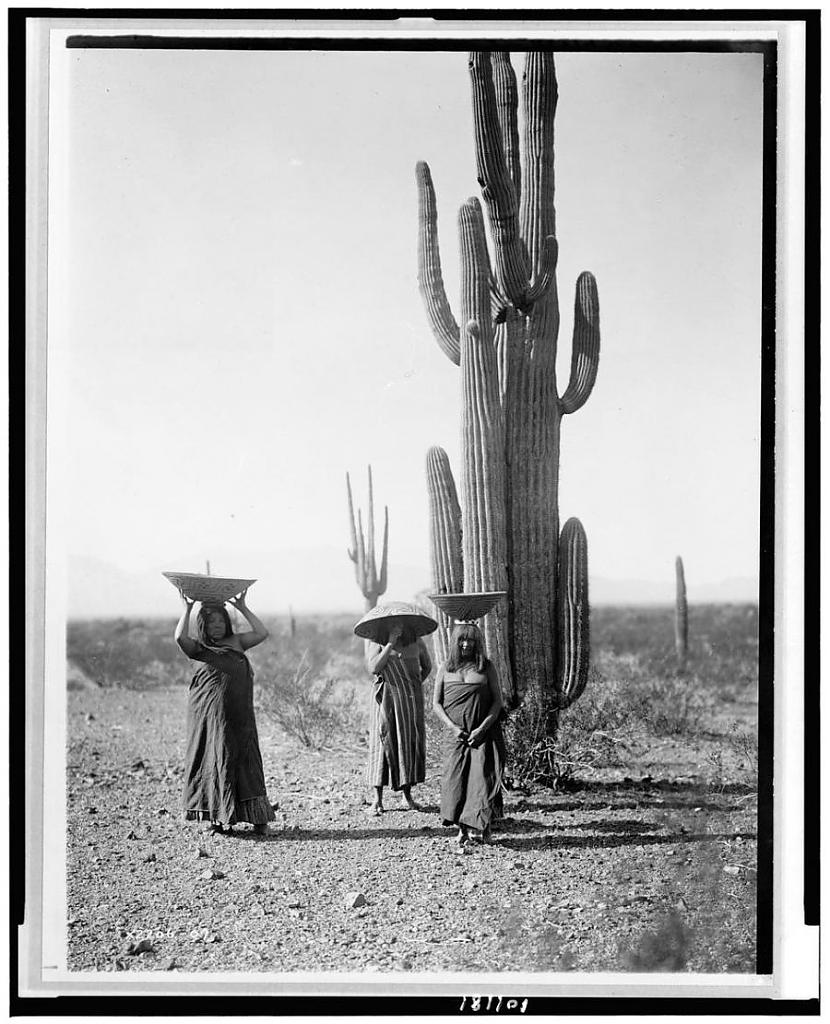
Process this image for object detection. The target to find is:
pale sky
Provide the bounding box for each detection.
[54,45,765,613]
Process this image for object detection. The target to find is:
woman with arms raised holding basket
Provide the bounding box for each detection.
[172,577,276,837]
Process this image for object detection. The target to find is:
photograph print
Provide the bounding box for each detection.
[16,10,816,1008]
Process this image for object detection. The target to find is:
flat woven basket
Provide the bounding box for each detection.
[427,591,507,622]
[162,571,256,604]
[353,602,438,644]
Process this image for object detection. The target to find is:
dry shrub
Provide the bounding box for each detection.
[503,670,631,789]
[256,650,363,751]
[632,675,712,737]
[67,619,191,690]
[726,721,759,775]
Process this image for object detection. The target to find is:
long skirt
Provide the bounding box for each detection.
[182,645,275,826]
[365,658,426,790]
[440,674,504,832]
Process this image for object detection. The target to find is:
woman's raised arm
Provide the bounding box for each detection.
[229,591,269,650]
[174,595,200,658]
[366,624,402,674]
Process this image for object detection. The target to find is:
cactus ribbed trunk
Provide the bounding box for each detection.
[504,316,561,702]
[675,555,689,668]
[417,52,601,728]
[457,199,512,698]
[556,518,590,705]
[426,446,463,665]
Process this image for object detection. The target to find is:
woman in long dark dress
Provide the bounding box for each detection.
[174,591,275,836]
[365,623,432,815]
[432,623,504,844]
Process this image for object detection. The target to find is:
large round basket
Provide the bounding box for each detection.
[353,602,438,645]
[427,591,507,622]
[162,571,257,605]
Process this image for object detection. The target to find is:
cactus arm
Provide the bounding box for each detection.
[355,508,367,590]
[378,505,389,593]
[520,52,558,281]
[559,271,600,415]
[459,198,495,352]
[416,161,461,365]
[555,517,590,706]
[469,51,530,307]
[491,51,521,205]
[346,472,358,563]
[490,275,510,324]
[426,446,464,664]
[426,446,463,592]
[524,235,558,307]
[365,465,376,583]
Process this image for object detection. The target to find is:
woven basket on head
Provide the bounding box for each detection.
[162,571,256,604]
[427,591,507,623]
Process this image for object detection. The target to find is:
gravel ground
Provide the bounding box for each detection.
[67,687,757,974]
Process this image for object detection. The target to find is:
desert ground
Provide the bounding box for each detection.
[66,603,759,973]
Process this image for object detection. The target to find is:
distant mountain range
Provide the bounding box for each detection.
[65,551,758,620]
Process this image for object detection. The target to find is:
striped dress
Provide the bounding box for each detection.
[366,641,431,790]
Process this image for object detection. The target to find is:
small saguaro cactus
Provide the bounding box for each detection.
[346,466,389,611]
[675,555,689,668]
[417,51,600,728]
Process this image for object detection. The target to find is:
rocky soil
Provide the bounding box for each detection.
[67,686,757,974]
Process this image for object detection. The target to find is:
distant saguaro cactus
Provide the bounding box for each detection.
[346,466,389,611]
[675,555,688,668]
[418,52,600,726]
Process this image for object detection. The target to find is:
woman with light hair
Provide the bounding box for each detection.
[432,622,504,844]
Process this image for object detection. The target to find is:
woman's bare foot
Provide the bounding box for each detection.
[253,823,270,836]
[369,801,384,816]
[456,826,468,845]
[402,787,422,811]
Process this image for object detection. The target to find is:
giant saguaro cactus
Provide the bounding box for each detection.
[418,52,600,724]
[346,466,389,611]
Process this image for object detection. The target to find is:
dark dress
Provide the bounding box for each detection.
[439,662,505,832]
[182,641,275,826]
